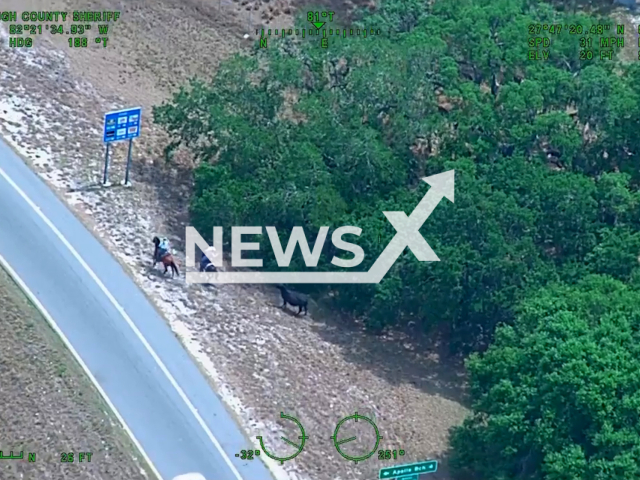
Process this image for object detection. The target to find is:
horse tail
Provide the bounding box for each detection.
[171,261,179,276]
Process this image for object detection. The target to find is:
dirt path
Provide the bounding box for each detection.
[0,2,469,479]
[0,265,156,480]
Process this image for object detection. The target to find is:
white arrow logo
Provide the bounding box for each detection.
[186,170,455,284]
[366,170,454,282]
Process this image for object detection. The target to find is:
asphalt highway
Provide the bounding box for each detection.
[0,138,275,480]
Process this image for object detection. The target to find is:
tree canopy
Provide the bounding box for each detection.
[154,0,640,476]
[155,0,640,349]
[450,275,640,480]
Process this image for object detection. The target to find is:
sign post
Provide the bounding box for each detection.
[379,460,438,479]
[102,107,142,186]
[102,142,111,185]
[124,138,133,185]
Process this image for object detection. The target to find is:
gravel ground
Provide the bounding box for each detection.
[0,2,469,479]
[0,266,155,480]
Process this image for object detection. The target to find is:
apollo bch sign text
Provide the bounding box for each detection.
[185,170,455,284]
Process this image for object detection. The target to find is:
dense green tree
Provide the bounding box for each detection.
[154,0,640,354]
[449,275,640,480]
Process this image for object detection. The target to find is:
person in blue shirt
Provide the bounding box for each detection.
[200,247,217,272]
[153,236,170,263]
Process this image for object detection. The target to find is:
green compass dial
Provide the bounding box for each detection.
[331,411,383,464]
[256,412,308,465]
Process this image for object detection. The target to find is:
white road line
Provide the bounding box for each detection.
[0,165,245,480]
[0,252,164,480]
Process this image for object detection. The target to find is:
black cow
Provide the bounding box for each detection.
[276,285,308,315]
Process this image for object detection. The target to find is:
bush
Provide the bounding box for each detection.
[450,275,640,480]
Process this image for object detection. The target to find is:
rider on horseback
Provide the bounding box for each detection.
[156,237,170,262]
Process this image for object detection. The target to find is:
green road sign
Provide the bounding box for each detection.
[398,476,418,480]
[379,460,438,479]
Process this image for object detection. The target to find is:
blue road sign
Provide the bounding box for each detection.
[379,460,438,479]
[103,107,141,143]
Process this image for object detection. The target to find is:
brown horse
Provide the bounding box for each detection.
[152,236,179,277]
